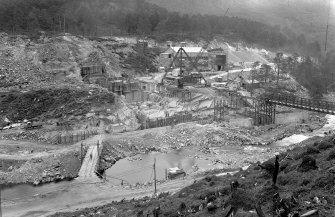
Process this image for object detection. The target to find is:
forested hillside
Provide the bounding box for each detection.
[146,0,335,52]
[0,0,324,56]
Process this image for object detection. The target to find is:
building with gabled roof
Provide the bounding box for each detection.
[159,45,209,70]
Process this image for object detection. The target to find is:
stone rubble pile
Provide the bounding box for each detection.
[0,131,47,142]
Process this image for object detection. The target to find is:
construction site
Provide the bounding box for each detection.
[0,32,334,217]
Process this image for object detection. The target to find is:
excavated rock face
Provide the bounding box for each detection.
[0,33,151,90]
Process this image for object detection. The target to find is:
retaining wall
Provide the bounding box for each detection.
[228,118,253,128]
[275,112,309,125]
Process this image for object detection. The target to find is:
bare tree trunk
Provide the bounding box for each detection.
[276,65,280,88]
[251,71,254,97]
[59,16,62,33]
[255,204,265,217]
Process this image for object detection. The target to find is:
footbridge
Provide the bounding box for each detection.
[265,94,335,115]
[76,141,103,183]
[217,90,335,126]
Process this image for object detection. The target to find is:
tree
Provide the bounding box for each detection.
[27,10,40,32]
[39,9,53,31]
[137,15,151,35]
[149,12,160,32]
[274,52,283,88]
[321,50,335,84]
[296,34,306,47]
[250,61,260,97]
[124,13,138,34]
[261,64,272,83]
[292,56,327,98]
[284,56,295,76]
[306,41,321,57]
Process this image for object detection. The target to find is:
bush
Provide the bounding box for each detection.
[207,195,216,203]
[327,149,335,161]
[313,174,335,190]
[205,175,215,182]
[317,141,333,150]
[195,189,218,200]
[277,175,290,186]
[298,156,317,172]
[294,146,320,160]
[293,186,310,195]
[306,147,320,154]
[301,179,310,186]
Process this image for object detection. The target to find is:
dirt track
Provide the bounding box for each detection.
[3,175,199,217]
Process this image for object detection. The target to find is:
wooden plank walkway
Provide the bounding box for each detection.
[76,142,103,183]
[266,94,335,115]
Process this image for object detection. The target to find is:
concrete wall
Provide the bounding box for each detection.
[275,112,309,125]
[228,117,253,128]
[124,90,150,103]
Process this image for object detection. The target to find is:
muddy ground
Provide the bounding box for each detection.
[100,114,326,175]
[0,113,326,186]
[0,139,84,185]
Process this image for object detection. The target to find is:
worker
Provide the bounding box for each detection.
[171,117,176,129]
[90,153,92,160]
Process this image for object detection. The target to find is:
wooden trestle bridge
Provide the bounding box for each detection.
[257,94,335,125]
[216,90,335,126]
[265,94,335,115]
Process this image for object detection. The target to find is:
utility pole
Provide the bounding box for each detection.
[97,140,100,160]
[224,8,230,16]
[153,158,157,194]
[325,0,331,52]
[180,49,183,77]
[80,142,83,165]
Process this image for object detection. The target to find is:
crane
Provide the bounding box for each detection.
[160,47,207,88]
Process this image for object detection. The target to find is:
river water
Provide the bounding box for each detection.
[105,149,222,185]
[2,115,335,216]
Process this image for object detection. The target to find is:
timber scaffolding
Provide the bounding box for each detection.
[109,81,140,94]
[216,89,276,126]
[81,65,106,81]
[52,130,99,145]
[217,90,335,126]
[159,89,193,102]
[253,100,276,126]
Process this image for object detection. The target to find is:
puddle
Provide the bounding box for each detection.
[105,149,219,185]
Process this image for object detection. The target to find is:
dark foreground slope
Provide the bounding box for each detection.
[50,135,335,217]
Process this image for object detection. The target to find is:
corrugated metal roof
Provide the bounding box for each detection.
[171,47,207,54]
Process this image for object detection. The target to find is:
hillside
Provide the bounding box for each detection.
[0,0,321,54]
[146,0,335,51]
